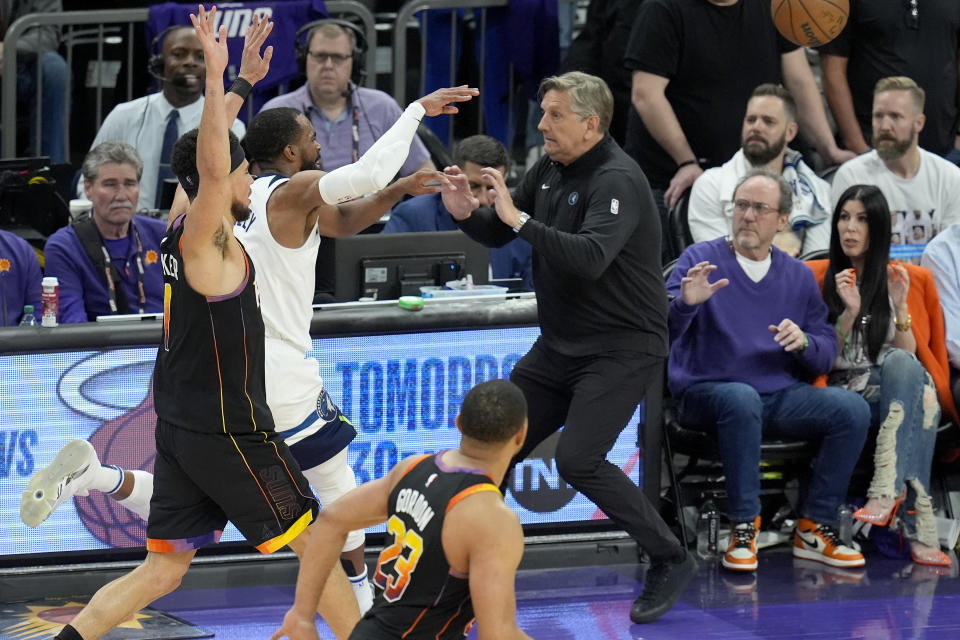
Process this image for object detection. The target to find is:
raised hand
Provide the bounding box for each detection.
[768,318,807,352]
[416,86,479,117]
[834,267,861,314]
[679,261,728,305]
[237,11,274,85]
[480,166,520,227]
[441,166,479,220]
[190,5,229,78]
[397,169,453,197]
[887,261,910,311]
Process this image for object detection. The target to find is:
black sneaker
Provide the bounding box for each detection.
[630,549,697,624]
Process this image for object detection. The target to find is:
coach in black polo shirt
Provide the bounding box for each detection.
[441,71,695,625]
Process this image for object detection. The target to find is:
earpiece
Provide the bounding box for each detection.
[147,25,186,84]
[294,19,368,86]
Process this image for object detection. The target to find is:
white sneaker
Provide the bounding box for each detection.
[21,439,100,528]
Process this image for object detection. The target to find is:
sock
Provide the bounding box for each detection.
[349,567,374,614]
[89,464,124,494]
[55,624,84,640]
[116,469,153,521]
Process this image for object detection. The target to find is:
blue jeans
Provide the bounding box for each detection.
[16,51,69,162]
[861,348,940,541]
[678,381,870,525]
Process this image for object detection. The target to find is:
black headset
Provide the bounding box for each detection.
[294,19,367,86]
[147,25,189,83]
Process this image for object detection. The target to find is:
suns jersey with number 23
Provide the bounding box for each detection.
[351,453,500,640]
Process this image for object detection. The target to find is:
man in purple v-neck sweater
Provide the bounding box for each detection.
[666,169,870,574]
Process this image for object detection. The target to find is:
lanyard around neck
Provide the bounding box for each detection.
[100,222,147,315]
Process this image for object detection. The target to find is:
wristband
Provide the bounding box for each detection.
[802,333,809,351]
[228,77,253,101]
[895,314,912,332]
[677,158,699,169]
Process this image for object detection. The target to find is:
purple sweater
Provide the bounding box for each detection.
[666,237,837,396]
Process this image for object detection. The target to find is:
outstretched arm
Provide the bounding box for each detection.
[315,86,477,205]
[224,12,273,123]
[270,455,417,640]
[181,6,248,294]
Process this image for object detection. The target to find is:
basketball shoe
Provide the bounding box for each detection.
[793,518,865,568]
[21,439,102,528]
[723,516,761,572]
[630,548,697,623]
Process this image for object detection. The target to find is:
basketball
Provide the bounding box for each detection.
[771,0,849,48]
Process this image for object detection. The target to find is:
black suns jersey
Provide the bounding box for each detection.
[153,214,274,435]
[350,453,501,640]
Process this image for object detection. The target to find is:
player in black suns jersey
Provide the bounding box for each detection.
[52,8,353,640]
[271,379,534,640]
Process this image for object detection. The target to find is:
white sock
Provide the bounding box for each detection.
[349,567,374,614]
[89,464,124,494]
[115,469,153,521]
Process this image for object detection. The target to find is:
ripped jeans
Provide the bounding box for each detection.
[860,348,941,545]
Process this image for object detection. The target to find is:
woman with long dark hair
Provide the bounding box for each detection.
[818,184,949,566]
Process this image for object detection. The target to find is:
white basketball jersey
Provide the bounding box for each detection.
[235,175,326,431]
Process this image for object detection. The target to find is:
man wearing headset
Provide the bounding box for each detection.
[81,25,247,211]
[260,21,434,175]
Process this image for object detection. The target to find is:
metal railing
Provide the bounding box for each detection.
[392,0,510,144]
[1,1,377,160]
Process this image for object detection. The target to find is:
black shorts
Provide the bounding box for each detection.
[147,418,318,554]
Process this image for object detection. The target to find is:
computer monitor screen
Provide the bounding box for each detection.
[331,231,490,302]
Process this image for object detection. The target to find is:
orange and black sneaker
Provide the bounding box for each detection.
[793,518,865,568]
[723,516,760,572]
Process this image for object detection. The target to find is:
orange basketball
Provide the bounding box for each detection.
[771,0,849,48]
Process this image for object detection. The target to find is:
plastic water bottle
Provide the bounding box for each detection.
[837,503,854,547]
[19,305,38,326]
[696,498,721,558]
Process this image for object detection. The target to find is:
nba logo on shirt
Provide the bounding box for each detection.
[610,199,620,215]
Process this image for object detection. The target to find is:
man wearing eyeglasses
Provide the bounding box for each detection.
[666,168,870,574]
[260,21,434,176]
[688,84,833,258]
[819,0,960,165]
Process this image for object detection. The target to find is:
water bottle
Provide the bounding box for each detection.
[837,503,854,547]
[19,305,38,326]
[41,276,59,327]
[696,497,721,558]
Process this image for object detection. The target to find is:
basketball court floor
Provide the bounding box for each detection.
[16,545,946,640]
[3,539,960,639]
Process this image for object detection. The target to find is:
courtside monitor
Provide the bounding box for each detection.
[332,231,490,302]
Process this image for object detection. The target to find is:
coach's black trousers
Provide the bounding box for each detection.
[508,339,682,560]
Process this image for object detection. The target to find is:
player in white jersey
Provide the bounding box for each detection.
[22,84,476,619]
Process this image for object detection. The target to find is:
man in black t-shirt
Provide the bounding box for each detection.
[819,0,960,163]
[624,0,854,263]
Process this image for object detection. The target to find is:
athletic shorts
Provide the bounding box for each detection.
[147,418,318,554]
